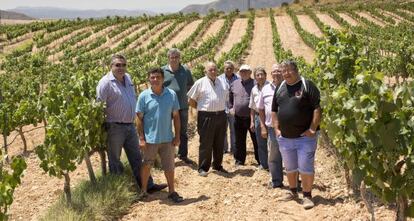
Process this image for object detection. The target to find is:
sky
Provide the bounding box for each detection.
[1,0,216,12]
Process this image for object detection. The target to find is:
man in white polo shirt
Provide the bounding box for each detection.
[187,62,229,177]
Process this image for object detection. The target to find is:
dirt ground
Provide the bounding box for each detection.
[297,15,323,38]
[196,19,225,47]
[338,13,359,26]
[357,12,386,27]
[274,16,315,64]
[214,18,248,60]
[166,20,202,48]
[315,14,342,30]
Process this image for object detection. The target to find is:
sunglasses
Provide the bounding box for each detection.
[114,63,127,67]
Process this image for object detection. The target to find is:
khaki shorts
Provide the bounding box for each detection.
[142,142,175,172]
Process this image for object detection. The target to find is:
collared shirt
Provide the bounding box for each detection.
[136,87,180,144]
[249,81,269,112]
[187,76,227,111]
[257,82,277,127]
[96,72,136,123]
[229,78,255,117]
[218,73,239,113]
[162,64,194,110]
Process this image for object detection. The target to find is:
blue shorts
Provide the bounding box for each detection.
[277,134,318,174]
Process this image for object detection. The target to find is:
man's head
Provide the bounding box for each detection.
[223,60,235,76]
[167,48,181,68]
[110,54,127,77]
[204,61,218,79]
[271,64,283,85]
[253,66,267,86]
[281,60,299,85]
[239,64,252,81]
[147,67,164,88]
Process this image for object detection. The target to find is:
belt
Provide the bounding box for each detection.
[113,122,133,125]
[198,110,225,115]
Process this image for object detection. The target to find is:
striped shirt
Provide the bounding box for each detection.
[187,76,227,111]
[96,72,136,123]
[249,81,269,112]
[218,73,239,113]
[257,82,277,127]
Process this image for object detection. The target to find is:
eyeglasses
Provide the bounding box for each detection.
[114,63,127,67]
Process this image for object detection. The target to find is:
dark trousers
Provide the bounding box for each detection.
[178,109,189,158]
[234,115,259,165]
[197,111,226,172]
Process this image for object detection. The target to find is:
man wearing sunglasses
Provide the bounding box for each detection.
[97,54,167,195]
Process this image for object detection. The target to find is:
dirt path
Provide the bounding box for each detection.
[3,125,102,221]
[297,15,323,38]
[338,13,359,26]
[214,18,248,60]
[381,10,405,24]
[244,17,277,75]
[316,14,342,30]
[109,23,144,50]
[166,20,202,48]
[126,22,169,50]
[399,9,414,16]
[120,116,396,221]
[139,22,174,49]
[357,12,386,27]
[195,19,225,47]
[274,16,315,64]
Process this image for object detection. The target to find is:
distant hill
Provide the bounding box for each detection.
[9,7,155,19]
[0,10,33,20]
[180,0,294,14]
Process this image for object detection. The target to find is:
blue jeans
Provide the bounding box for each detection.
[255,115,268,169]
[178,109,189,158]
[267,127,283,186]
[223,113,236,153]
[106,123,154,189]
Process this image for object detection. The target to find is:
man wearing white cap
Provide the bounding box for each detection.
[229,64,260,166]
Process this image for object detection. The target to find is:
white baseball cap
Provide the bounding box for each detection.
[239,64,251,71]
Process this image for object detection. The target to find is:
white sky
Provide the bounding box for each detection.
[1,0,216,12]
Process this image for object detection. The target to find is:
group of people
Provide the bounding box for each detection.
[96,48,321,209]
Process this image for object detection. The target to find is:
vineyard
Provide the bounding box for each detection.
[0,0,414,220]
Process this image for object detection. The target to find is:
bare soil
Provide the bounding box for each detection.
[214,18,248,60]
[297,15,323,38]
[166,20,202,48]
[0,19,37,24]
[338,13,359,26]
[316,14,342,30]
[195,19,225,47]
[274,16,315,64]
[357,12,386,27]
[244,17,277,76]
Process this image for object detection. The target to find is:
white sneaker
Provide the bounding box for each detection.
[302,197,315,209]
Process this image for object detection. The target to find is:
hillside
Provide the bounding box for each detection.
[180,0,294,14]
[10,7,155,19]
[0,10,33,20]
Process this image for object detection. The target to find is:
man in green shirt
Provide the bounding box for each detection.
[162,48,195,164]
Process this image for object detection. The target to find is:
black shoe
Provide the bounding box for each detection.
[168,191,184,203]
[198,169,208,177]
[235,161,244,166]
[213,167,229,174]
[179,156,194,164]
[147,184,168,194]
[268,181,284,189]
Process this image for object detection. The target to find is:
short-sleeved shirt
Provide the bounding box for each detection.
[187,76,227,111]
[249,81,269,112]
[162,64,194,110]
[136,87,180,144]
[218,73,239,113]
[229,78,255,117]
[271,79,320,138]
[96,72,136,123]
[257,82,277,127]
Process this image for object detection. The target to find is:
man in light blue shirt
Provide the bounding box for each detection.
[217,60,239,153]
[97,54,166,194]
[136,67,184,203]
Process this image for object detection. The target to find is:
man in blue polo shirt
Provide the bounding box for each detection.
[136,67,184,203]
[162,48,194,164]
